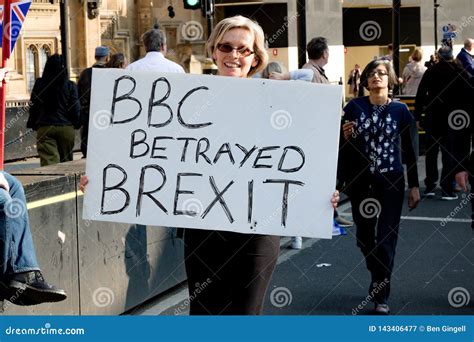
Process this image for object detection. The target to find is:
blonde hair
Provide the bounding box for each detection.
[411,47,423,62]
[206,15,268,77]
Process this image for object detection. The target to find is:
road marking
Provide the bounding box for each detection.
[401,216,471,223]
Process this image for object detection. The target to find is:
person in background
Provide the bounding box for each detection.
[415,45,471,200]
[342,59,420,315]
[126,25,184,73]
[78,46,110,158]
[456,38,474,76]
[451,77,474,229]
[347,64,361,98]
[302,37,330,84]
[27,54,80,166]
[401,48,426,95]
[105,52,127,69]
[424,54,437,69]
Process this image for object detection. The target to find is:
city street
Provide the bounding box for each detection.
[130,157,474,316]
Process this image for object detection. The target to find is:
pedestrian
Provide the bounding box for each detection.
[77,46,110,158]
[424,54,437,69]
[401,48,426,95]
[456,38,474,76]
[27,54,80,166]
[302,37,330,84]
[415,45,471,199]
[105,52,127,69]
[80,15,340,315]
[302,36,353,228]
[342,58,420,315]
[348,64,361,97]
[126,25,184,73]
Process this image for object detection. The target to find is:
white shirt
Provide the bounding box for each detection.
[126,51,185,73]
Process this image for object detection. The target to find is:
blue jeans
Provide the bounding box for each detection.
[0,172,39,280]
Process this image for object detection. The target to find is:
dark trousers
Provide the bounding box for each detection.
[184,229,280,315]
[424,131,455,192]
[37,126,76,166]
[350,173,405,304]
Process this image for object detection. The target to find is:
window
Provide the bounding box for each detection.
[39,44,51,75]
[26,44,52,93]
[26,45,37,93]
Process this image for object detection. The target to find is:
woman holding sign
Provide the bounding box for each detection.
[183,16,339,314]
[80,15,339,315]
[342,59,420,315]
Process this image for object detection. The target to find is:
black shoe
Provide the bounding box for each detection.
[5,271,67,305]
[441,190,458,201]
[423,184,436,197]
[0,280,37,306]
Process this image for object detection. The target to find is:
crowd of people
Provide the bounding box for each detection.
[0,14,472,316]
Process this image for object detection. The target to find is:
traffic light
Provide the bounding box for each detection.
[183,0,201,10]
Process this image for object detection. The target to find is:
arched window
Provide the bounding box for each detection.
[26,44,52,93]
[26,45,38,93]
[39,45,51,75]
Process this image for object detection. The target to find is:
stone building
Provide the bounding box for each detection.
[2,0,209,102]
[3,0,474,102]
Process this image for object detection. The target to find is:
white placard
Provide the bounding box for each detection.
[83,69,342,239]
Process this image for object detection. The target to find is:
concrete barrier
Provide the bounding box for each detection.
[1,160,186,315]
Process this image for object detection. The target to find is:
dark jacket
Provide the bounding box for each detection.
[77,64,105,157]
[77,63,106,126]
[415,60,471,135]
[450,77,474,175]
[27,78,80,130]
[456,48,474,77]
[339,97,419,195]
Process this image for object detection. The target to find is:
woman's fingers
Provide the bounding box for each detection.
[342,122,355,140]
[79,175,89,193]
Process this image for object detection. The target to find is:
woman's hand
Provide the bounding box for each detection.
[342,121,356,140]
[331,190,340,210]
[408,187,420,210]
[455,171,469,192]
[79,175,89,193]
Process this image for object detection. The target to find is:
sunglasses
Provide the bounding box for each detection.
[368,70,389,78]
[217,43,254,57]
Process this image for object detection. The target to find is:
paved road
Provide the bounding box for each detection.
[127,157,473,316]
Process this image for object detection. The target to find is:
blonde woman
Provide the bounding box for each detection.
[184,16,339,315]
[80,16,339,315]
[401,48,426,95]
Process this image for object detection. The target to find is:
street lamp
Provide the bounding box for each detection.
[434,0,439,51]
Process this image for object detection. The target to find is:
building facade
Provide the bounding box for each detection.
[2,0,474,102]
